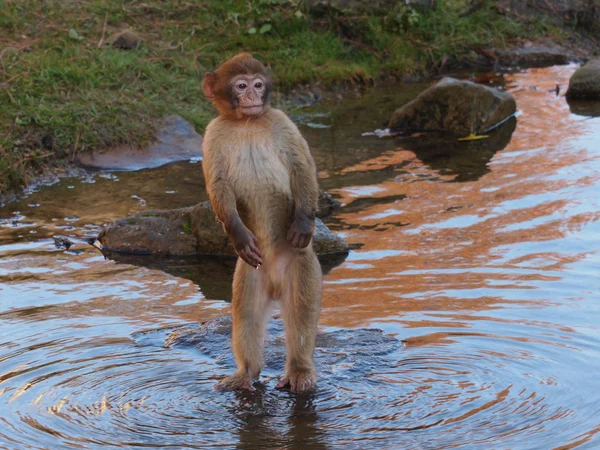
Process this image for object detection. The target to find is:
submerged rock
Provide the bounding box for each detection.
[77,115,202,170]
[153,316,403,373]
[566,59,600,99]
[98,201,349,256]
[388,77,516,136]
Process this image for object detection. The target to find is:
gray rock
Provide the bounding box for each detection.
[98,202,349,256]
[77,115,202,170]
[388,77,517,136]
[567,59,600,99]
[312,218,348,255]
[99,207,199,256]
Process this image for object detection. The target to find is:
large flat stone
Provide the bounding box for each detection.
[77,115,202,170]
[98,202,349,256]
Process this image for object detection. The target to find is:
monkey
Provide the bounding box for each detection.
[201,53,322,393]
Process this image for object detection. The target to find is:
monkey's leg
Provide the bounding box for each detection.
[216,259,271,392]
[276,251,322,393]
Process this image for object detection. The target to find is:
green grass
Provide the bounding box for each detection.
[0,0,561,191]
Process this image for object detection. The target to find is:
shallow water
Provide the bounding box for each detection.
[1,65,600,449]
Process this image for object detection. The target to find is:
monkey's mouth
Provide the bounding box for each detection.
[240,105,264,116]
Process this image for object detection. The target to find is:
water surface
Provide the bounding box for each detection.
[1,65,600,449]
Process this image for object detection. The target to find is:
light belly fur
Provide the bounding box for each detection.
[226,137,293,245]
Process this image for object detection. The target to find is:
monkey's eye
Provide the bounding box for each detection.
[237,83,247,90]
[254,82,263,89]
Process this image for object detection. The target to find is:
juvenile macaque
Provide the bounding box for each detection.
[202,53,322,392]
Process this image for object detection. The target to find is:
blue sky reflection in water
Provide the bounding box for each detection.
[1,65,600,449]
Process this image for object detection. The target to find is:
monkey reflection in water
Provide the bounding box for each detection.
[202,53,322,393]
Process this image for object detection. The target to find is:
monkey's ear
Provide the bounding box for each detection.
[202,72,216,100]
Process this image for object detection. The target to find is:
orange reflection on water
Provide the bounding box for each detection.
[321,65,598,329]
[0,246,230,325]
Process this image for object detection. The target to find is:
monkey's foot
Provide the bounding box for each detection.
[215,372,255,392]
[275,370,317,393]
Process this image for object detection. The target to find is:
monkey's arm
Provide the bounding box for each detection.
[286,136,319,249]
[202,151,263,267]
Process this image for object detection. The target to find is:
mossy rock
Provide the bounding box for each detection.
[567,59,600,99]
[389,77,517,136]
[98,202,349,256]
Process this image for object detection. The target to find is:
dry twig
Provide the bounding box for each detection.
[5,89,16,105]
[97,12,108,48]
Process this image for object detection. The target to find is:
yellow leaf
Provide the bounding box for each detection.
[458,133,489,141]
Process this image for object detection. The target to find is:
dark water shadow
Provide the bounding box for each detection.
[567,98,600,117]
[233,389,327,450]
[101,251,348,301]
[396,116,517,182]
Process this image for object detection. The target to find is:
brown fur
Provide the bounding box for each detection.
[202,54,322,393]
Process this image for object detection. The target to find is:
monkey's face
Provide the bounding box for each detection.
[203,54,272,120]
[231,74,268,117]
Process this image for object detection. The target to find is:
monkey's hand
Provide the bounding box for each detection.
[287,214,315,249]
[229,220,263,268]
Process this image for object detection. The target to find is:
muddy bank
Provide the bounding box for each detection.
[0,165,89,208]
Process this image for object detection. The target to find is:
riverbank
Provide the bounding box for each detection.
[1,0,599,193]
